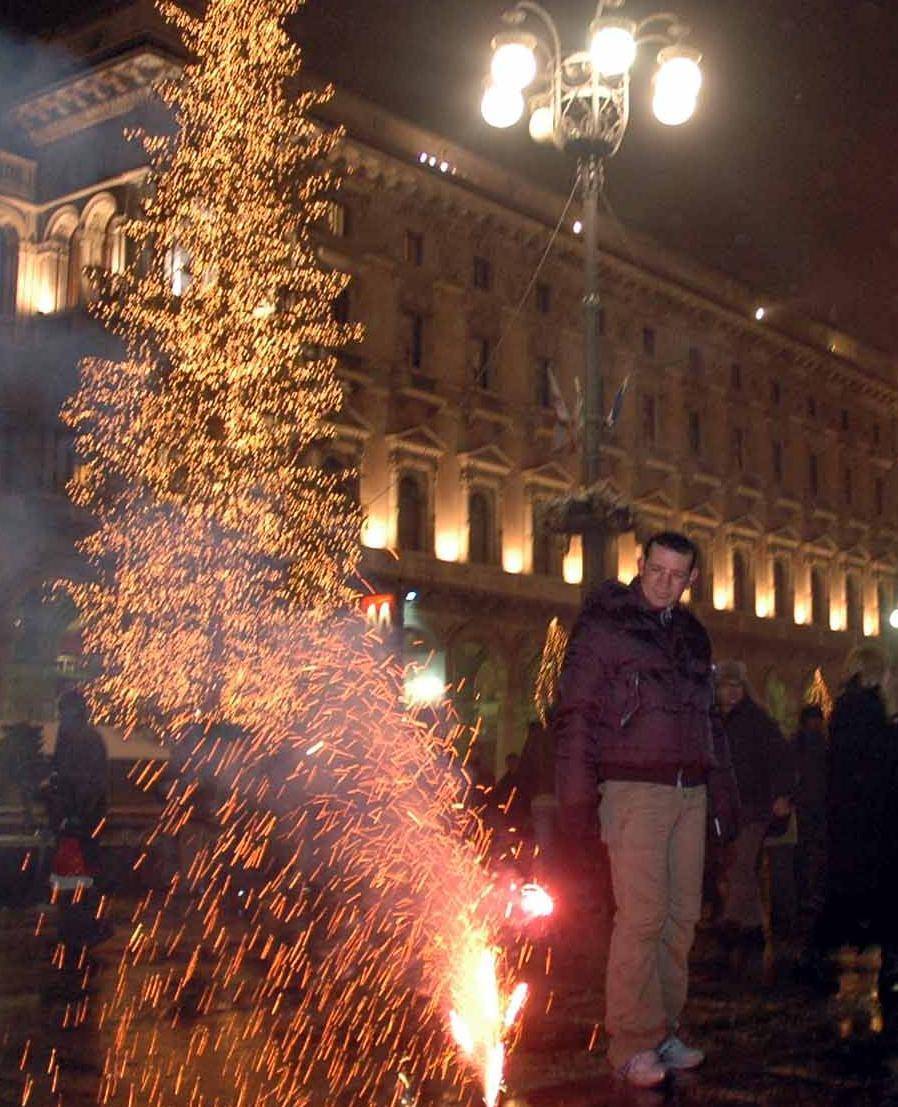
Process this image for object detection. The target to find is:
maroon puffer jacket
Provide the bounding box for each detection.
[553,578,739,834]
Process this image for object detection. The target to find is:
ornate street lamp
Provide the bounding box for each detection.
[482,0,702,589]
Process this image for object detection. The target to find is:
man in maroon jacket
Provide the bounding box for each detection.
[553,531,739,1088]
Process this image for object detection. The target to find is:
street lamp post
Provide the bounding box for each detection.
[482,0,703,591]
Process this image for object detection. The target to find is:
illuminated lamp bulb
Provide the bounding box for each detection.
[481,81,524,129]
[889,608,898,630]
[528,102,555,144]
[589,19,636,77]
[490,33,538,90]
[652,46,702,126]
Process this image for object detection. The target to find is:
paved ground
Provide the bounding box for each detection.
[1,861,897,1107]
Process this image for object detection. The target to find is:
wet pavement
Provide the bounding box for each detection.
[2,875,898,1106]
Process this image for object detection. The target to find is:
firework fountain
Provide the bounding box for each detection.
[40,1,548,1105]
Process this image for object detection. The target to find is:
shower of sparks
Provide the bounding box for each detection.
[40,0,539,1105]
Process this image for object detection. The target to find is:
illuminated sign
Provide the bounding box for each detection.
[361,593,396,630]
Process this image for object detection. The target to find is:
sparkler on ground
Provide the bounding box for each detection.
[39,1,538,1105]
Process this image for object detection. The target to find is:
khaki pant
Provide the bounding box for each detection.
[600,781,707,1069]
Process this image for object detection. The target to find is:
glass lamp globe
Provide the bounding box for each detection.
[589,22,636,77]
[491,40,537,91]
[481,82,524,129]
[528,103,555,143]
[890,608,898,630]
[652,49,702,126]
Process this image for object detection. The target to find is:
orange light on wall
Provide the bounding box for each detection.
[502,546,524,574]
[563,536,583,585]
[435,531,460,562]
[362,516,388,549]
[794,602,808,626]
[616,533,638,584]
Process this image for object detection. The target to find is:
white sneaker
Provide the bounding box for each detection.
[658,1034,705,1070]
[616,1049,668,1087]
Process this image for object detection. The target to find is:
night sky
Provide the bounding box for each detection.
[3,0,898,356]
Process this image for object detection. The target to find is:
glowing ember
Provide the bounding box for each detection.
[519,882,555,921]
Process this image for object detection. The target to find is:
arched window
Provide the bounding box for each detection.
[773,559,789,618]
[397,472,425,551]
[732,549,750,612]
[811,567,827,627]
[0,225,19,315]
[468,489,493,565]
[846,573,862,635]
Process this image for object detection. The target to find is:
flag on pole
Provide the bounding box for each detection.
[547,366,583,454]
[605,373,630,430]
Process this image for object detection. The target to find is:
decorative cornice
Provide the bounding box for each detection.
[0,150,37,203]
[385,423,447,462]
[8,47,180,147]
[457,443,514,478]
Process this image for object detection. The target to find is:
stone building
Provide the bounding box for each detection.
[1,0,896,769]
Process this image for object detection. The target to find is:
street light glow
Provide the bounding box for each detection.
[589,22,637,77]
[481,82,524,128]
[890,608,898,630]
[754,306,766,321]
[652,49,702,126]
[528,103,555,143]
[490,39,538,91]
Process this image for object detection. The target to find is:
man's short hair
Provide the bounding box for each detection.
[642,531,698,571]
[798,704,824,725]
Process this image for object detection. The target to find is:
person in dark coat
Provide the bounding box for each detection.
[816,646,898,1012]
[792,704,828,936]
[715,660,794,948]
[553,531,739,1087]
[50,689,109,863]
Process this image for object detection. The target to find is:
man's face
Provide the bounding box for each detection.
[637,545,698,611]
[716,679,745,715]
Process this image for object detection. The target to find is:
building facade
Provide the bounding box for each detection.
[1,0,897,768]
